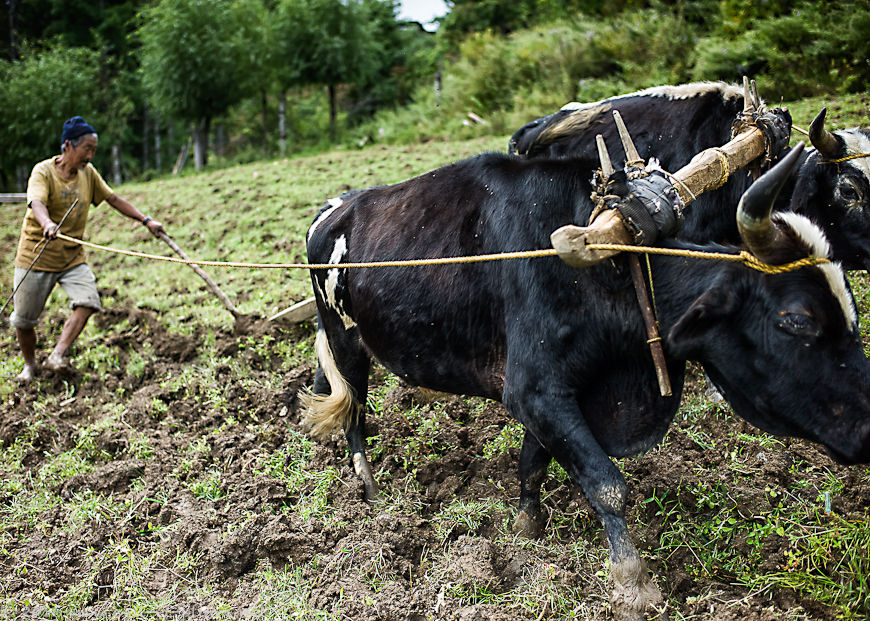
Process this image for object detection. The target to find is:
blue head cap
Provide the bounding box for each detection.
[61,116,96,143]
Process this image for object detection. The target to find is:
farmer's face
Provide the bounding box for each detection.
[68,135,98,169]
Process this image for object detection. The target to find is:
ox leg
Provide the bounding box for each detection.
[507,395,662,620]
[512,431,550,538]
[345,404,378,503]
[312,332,378,503]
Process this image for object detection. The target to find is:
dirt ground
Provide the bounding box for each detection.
[1,305,867,620]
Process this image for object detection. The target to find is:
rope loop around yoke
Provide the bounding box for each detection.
[56,232,829,275]
[710,148,731,190]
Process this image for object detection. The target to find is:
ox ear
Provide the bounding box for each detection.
[667,286,738,358]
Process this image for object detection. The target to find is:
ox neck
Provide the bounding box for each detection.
[643,245,740,336]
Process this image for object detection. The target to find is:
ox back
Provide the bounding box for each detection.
[509,82,752,244]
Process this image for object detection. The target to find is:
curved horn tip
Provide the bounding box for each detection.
[809,108,839,158]
[740,142,806,218]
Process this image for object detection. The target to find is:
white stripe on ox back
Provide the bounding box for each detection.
[307,197,344,243]
[324,234,356,329]
[560,81,745,112]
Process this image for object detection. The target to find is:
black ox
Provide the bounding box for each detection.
[510,81,870,271]
[304,143,870,619]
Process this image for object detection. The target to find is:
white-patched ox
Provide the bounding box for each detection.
[303,142,870,620]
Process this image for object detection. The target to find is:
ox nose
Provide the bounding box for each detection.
[825,418,870,465]
[860,421,870,464]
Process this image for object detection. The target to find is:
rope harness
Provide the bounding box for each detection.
[822,152,870,164]
[56,232,829,274]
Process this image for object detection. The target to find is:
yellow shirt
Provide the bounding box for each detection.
[16,157,113,272]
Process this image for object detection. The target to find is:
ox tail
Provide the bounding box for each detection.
[301,329,360,439]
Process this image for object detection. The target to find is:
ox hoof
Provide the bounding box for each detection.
[511,510,544,539]
[363,482,380,504]
[352,452,379,503]
[610,557,663,621]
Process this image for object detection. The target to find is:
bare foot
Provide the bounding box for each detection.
[45,352,73,374]
[16,362,38,383]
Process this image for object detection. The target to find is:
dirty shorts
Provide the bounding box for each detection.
[9,264,101,330]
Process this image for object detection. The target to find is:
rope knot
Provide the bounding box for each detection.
[739,251,830,274]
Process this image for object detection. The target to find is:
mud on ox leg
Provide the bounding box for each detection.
[306,323,378,502]
[503,381,662,620]
[513,431,551,538]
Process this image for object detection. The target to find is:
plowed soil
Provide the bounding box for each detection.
[2,305,867,620]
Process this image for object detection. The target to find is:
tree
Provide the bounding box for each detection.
[273,0,378,138]
[0,44,101,189]
[138,0,263,169]
[345,0,439,121]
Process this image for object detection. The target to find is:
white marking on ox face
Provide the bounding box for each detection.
[775,212,857,330]
[322,234,357,329]
[839,129,870,180]
[560,81,744,111]
[307,197,344,243]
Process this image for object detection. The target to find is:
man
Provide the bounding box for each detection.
[10,116,164,383]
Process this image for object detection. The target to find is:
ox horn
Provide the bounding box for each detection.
[737,142,806,260]
[612,110,642,166]
[809,108,840,159]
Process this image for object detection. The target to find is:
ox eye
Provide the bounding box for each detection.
[839,182,860,202]
[776,311,821,338]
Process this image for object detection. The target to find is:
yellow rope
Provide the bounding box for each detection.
[585,243,830,274]
[710,148,731,190]
[823,152,870,164]
[57,233,559,269]
[57,233,829,275]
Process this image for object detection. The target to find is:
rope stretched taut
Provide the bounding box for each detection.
[56,232,830,275]
[55,232,560,269]
[584,243,830,274]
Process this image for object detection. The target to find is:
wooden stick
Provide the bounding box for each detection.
[269,297,317,323]
[157,231,239,317]
[670,125,766,205]
[627,255,672,397]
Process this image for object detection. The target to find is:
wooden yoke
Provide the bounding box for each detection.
[552,77,778,268]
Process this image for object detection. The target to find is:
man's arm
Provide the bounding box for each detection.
[106,193,164,236]
[29,200,60,239]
